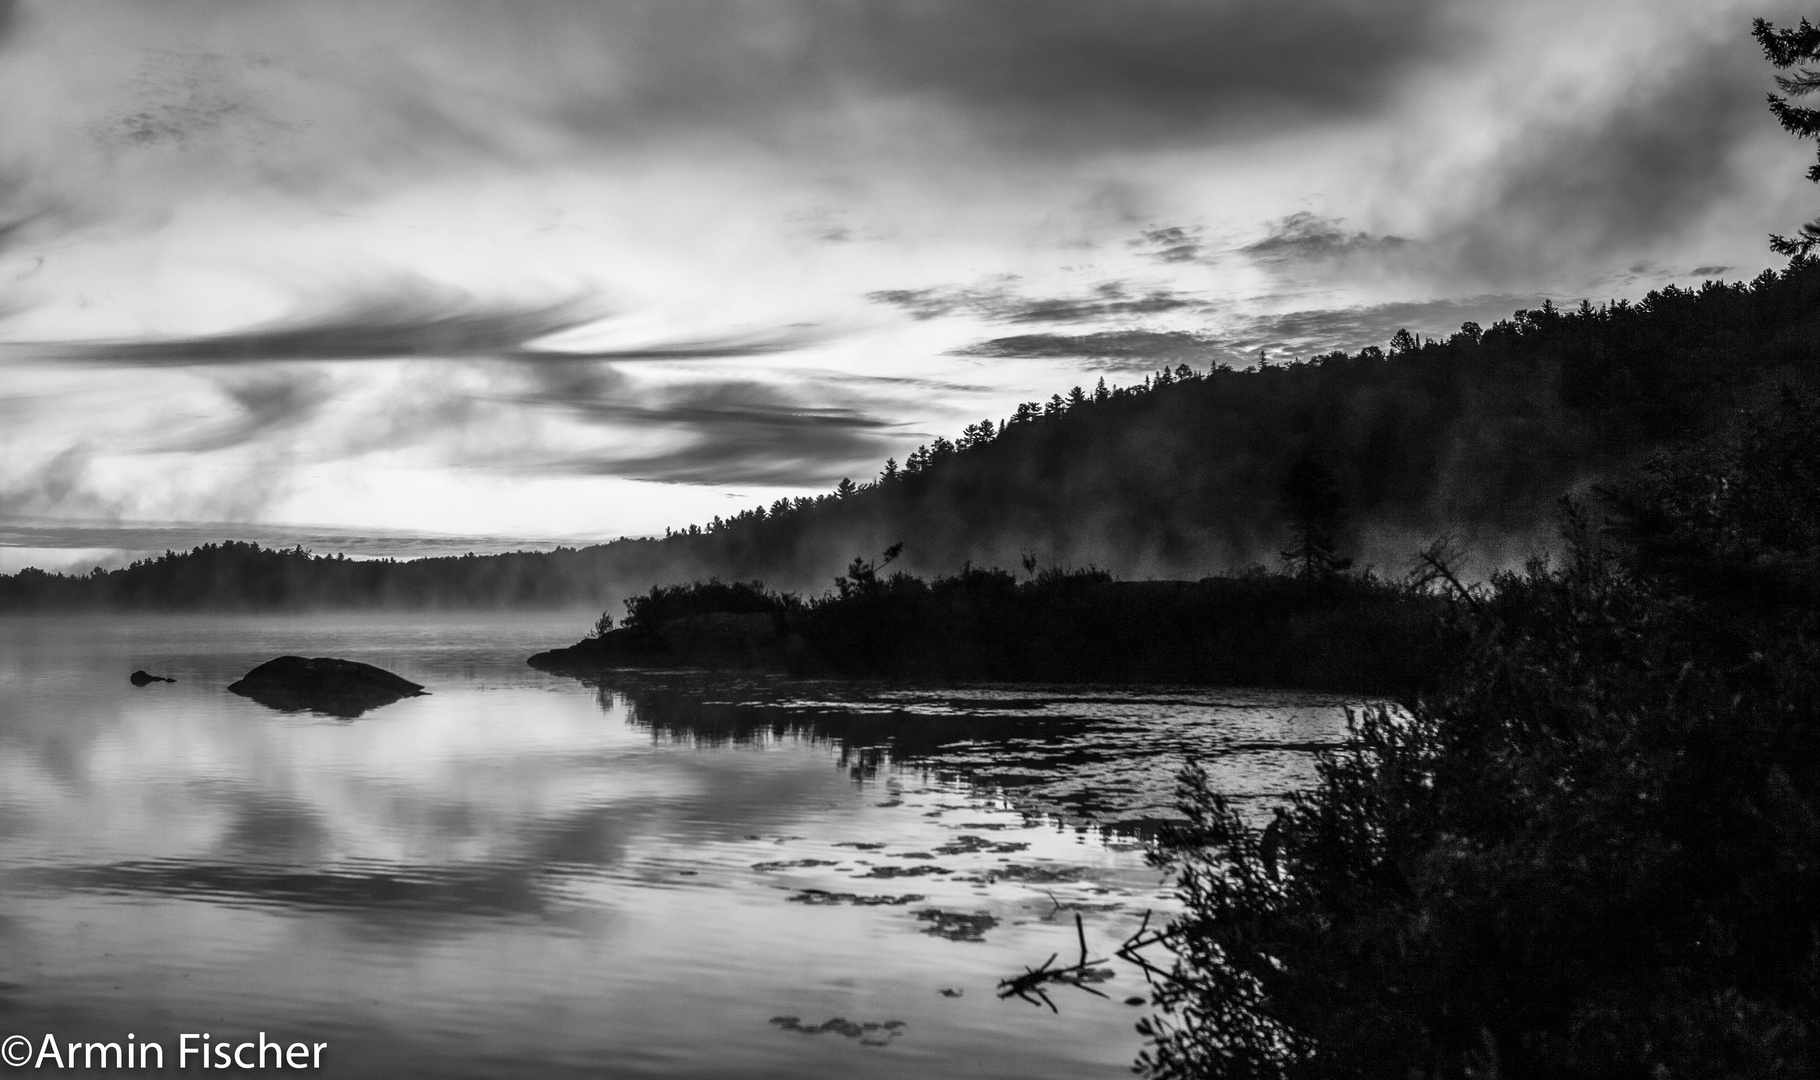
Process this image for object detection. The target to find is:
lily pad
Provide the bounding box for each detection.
[915,909,998,942]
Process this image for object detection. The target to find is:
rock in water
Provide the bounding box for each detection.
[129,669,175,686]
[228,656,426,718]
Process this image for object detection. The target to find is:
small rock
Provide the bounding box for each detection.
[129,670,174,686]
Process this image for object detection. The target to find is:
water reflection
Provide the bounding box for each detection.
[591,672,1354,831]
[0,615,1361,1080]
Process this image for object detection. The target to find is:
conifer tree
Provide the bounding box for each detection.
[1756,17,1820,255]
[1279,454,1352,579]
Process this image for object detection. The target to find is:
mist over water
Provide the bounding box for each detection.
[0,613,1355,1078]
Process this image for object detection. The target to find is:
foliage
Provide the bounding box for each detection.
[1756,17,1820,255]
[1136,390,1820,1079]
[565,554,1446,693]
[618,578,793,633]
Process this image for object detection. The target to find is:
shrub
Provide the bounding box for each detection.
[1138,392,1820,1078]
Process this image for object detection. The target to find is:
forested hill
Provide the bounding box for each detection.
[6,260,1820,612]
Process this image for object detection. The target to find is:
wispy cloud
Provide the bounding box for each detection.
[0,445,113,519]
[8,279,598,365]
[508,324,835,364]
[954,329,1223,368]
[502,364,900,486]
[868,281,1199,324]
[1132,225,1205,264]
[1243,213,1415,265]
[1423,12,1789,285]
[149,370,334,453]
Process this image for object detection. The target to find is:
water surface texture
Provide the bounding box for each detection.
[0,615,1354,1078]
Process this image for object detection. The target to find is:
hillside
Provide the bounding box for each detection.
[5,259,1820,612]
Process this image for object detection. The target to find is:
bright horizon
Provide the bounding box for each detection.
[1,0,1814,573]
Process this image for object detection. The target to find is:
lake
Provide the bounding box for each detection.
[0,614,1357,1078]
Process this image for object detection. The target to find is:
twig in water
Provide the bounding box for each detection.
[996,914,1113,1011]
[1113,910,1177,988]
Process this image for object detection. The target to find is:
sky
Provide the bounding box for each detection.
[1,0,1816,571]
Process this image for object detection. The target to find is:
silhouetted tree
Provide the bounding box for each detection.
[1280,455,1352,578]
[834,541,903,598]
[1757,17,1820,255]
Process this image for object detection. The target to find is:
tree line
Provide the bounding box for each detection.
[6,255,1820,611]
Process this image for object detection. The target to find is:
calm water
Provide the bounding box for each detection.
[0,614,1355,1078]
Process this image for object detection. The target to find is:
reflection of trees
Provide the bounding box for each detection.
[592,677,1080,780]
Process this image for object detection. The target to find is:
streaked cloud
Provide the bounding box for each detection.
[502,364,901,486]
[1242,213,1415,266]
[8,279,597,365]
[149,370,334,453]
[955,330,1223,368]
[868,282,1200,324]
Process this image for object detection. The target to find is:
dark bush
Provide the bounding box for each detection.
[1138,391,1820,1079]
[618,578,793,633]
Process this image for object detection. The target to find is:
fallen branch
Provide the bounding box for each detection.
[1113,910,1178,987]
[996,913,1113,1011]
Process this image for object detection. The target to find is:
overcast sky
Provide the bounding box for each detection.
[1,0,1814,569]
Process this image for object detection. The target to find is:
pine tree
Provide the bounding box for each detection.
[1756,18,1820,255]
[1279,455,1353,579]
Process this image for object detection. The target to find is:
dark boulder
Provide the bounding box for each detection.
[129,669,174,686]
[229,656,426,717]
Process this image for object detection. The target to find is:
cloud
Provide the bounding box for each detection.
[504,364,901,486]
[9,278,598,365]
[868,280,1199,324]
[1243,213,1415,265]
[1436,21,1782,281]
[1133,225,1204,263]
[0,0,1464,247]
[4,270,842,373]
[283,0,1459,156]
[0,445,118,519]
[509,324,835,363]
[729,0,1462,150]
[148,370,333,452]
[954,329,1224,369]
